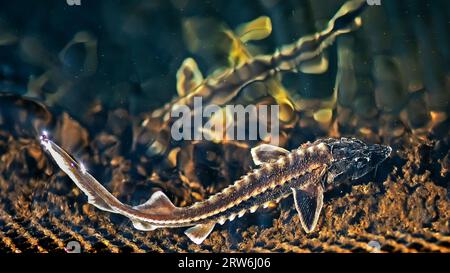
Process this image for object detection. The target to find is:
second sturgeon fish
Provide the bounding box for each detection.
[136,0,368,155]
[41,136,391,244]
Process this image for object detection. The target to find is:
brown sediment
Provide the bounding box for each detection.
[0,120,449,252]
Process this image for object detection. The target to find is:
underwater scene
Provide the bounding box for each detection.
[0,0,449,254]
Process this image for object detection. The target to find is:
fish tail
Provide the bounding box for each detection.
[40,133,126,214]
[272,0,367,73]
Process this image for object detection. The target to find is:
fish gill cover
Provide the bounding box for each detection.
[0,0,449,253]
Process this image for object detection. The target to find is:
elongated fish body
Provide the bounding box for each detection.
[166,0,366,114]
[41,134,391,244]
[136,0,367,154]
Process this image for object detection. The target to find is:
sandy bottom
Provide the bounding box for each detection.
[0,121,449,253]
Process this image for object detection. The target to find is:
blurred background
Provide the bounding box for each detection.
[1,0,448,130]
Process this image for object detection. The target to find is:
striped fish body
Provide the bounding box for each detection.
[41,135,391,244]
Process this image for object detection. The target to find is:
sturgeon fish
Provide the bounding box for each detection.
[135,0,368,155]
[41,135,391,244]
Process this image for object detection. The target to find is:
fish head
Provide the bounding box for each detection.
[324,137,391,187]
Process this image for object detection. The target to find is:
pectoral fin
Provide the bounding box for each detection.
[235,16,272,43]
[291,183,324,233]
[251,144,289,165]
[225,30,251,67]
[184,222,216,244]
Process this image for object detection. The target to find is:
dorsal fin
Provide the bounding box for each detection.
[251,144,289,165]
[176,58,203,97]
[292,183,324,233]
[133,191,177,215]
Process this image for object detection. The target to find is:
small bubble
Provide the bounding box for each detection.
[65,241,81,253]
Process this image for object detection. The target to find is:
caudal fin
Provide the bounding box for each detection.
[40,133,122,214]
[41,134,188,233]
